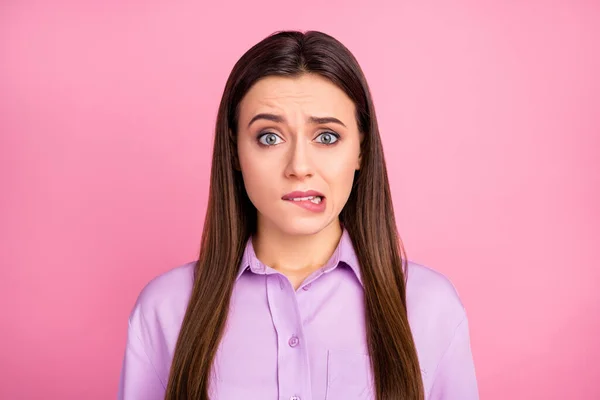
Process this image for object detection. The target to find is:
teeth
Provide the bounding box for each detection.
[292,196,314,201]
[291,196,322,204]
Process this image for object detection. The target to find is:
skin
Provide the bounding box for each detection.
[236,73,363,290]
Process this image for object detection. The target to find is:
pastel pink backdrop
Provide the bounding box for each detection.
[1,1,598,399]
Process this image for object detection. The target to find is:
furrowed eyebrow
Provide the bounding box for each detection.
[247,113,347,128]
[307,116,346,128]
[247,113,285,128]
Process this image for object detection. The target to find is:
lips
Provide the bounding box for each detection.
[281,190,327,212]
[281,190,325,201]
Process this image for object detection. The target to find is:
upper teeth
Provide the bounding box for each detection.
[291,196,322,204]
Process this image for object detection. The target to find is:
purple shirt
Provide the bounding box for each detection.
[118,229,479,399]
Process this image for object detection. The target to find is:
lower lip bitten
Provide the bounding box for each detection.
[284,196,326,212]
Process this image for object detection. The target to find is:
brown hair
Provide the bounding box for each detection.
[165,30,424,400]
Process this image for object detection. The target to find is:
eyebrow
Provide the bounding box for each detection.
[247,113,347,128]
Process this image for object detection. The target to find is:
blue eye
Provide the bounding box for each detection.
[315,131,339,145]
[258,132,283,146]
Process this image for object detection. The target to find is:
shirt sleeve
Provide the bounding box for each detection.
[117,319,166,400]
[428,315,479,400]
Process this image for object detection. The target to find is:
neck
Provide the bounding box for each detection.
[252,218,343,285]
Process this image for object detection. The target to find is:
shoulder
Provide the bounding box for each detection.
[404,261,469,371]
[405,260,466,322]
[121,262,196,385]
[127,261,196,335]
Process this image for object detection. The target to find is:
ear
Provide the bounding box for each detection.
[356,133,364,170]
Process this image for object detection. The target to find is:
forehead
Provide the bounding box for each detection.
[238,74,356,124]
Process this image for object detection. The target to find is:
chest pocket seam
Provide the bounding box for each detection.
[325,350,373,400]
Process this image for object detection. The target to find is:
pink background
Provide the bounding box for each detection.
[1,1,598,399]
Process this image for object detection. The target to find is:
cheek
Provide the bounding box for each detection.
[321,158,357,199]
[238,146,277,203]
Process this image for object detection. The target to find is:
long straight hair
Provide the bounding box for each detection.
[165,30,424,400]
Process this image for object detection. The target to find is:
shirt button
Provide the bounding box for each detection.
[302,283,311,291]
[288,335,299,347]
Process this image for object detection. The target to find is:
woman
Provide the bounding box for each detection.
[118,30,478,400]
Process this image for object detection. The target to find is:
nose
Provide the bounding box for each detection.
[284,138,314,180]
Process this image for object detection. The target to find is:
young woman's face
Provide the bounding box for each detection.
[236,73,362,236]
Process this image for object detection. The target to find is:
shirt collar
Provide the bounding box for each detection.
[236,227,363,286]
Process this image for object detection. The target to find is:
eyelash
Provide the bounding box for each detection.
[256,131,340,147]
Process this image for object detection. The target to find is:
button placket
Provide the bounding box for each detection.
[265,274,311,400]
[288,335,299,347]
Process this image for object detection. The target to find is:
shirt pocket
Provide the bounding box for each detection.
[325,350,375,400]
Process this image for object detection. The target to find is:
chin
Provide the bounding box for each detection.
[271,214,336,237]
